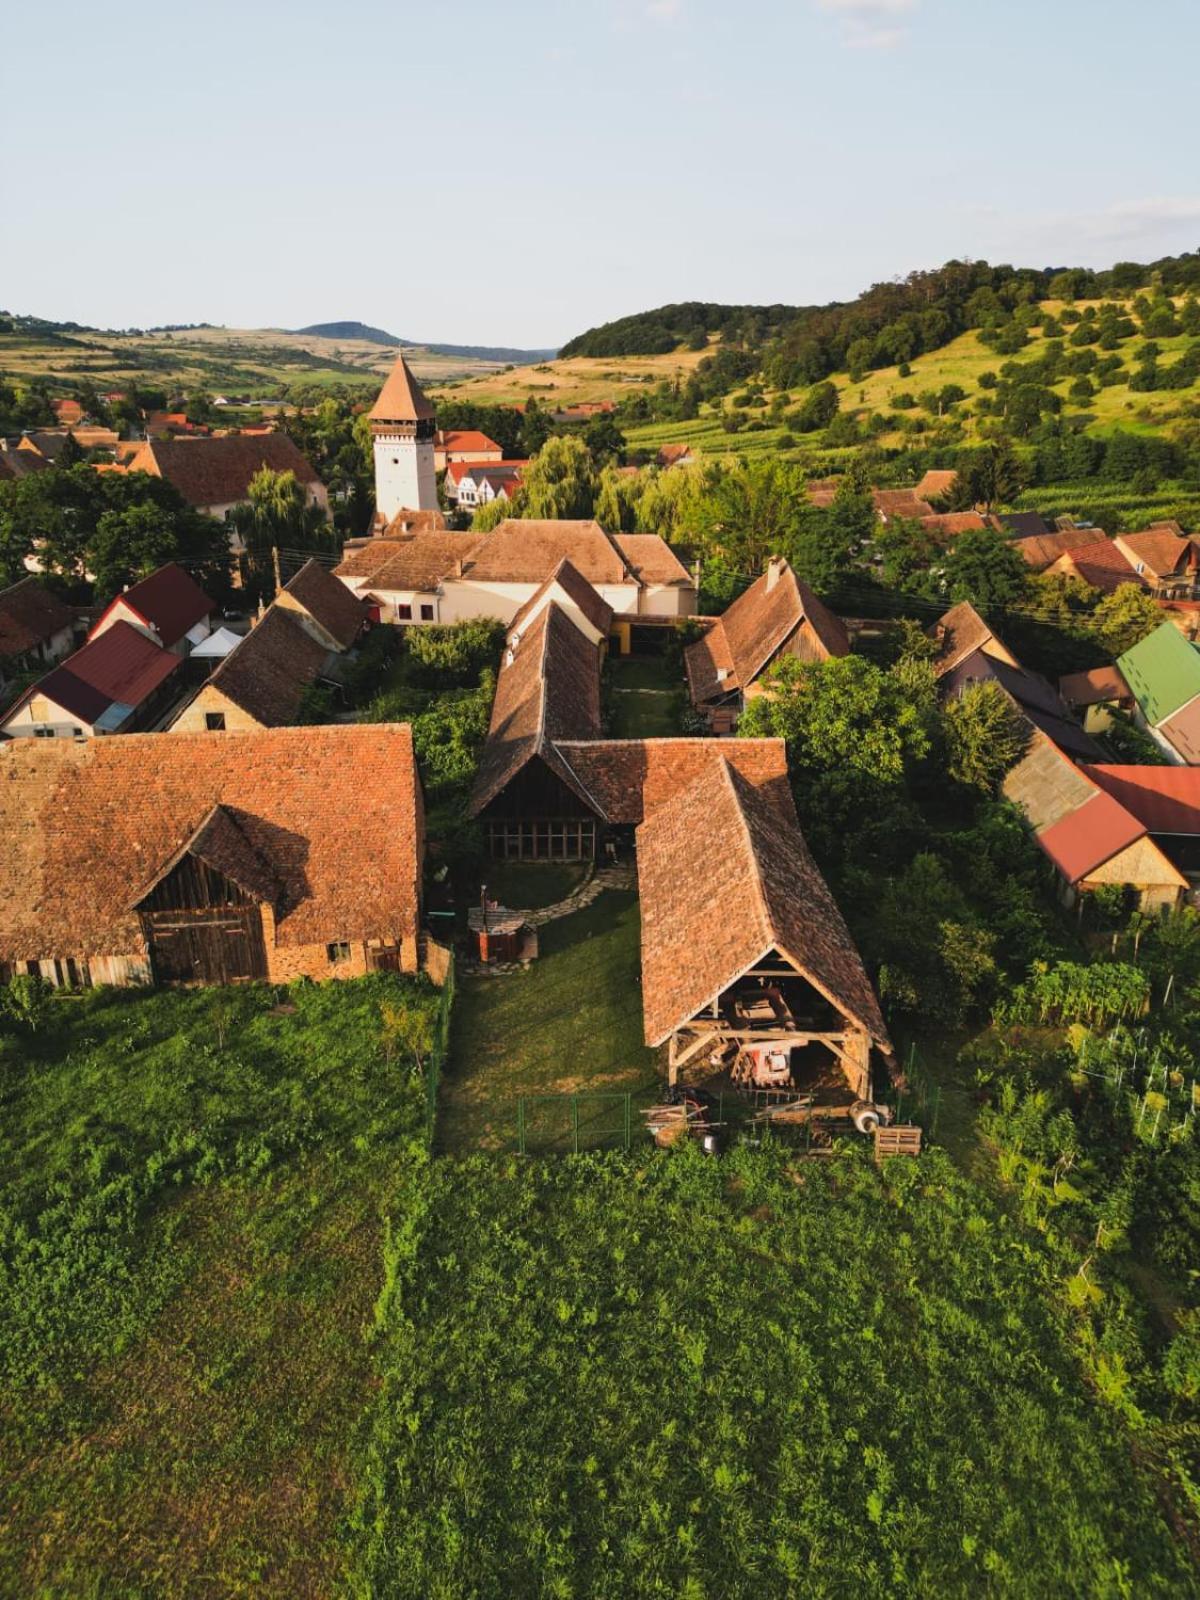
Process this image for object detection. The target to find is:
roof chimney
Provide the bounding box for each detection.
[766,556,784,591]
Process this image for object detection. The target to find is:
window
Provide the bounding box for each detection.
[420,603,435,621]
[326,941,352,964]
[396,603,412,622]
[34,726,55,738]
[205,712,226,731]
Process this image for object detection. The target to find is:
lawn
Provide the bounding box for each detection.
[438,890,661,1153]
[607,652,686,737]
[0,975,437,1598]
[483,859,589,909]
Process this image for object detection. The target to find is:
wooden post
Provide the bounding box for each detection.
[271,544,283,598]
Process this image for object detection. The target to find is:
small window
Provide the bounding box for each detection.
[205,711,226,731]
[71,727,83,739]
[326,941,352,964]
[34,726,55,738]
[397,603,412,621]
[420,603,434,621]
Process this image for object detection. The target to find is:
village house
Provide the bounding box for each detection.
[1117,620,1200,763]
[120,435,329,527]
[51,398,84,427]
[1011,528,1091,572]
[913,468,958,503]
[0,576,78,694]
[685,556,849,731]
[0,621,185,740]
[1045,536,1144,595]
[433,429,503,472]
[169,559,367,733]
[1059,665,1135,733]
[88,562,217,657]
[636,751,894,1108]
[931,603,1188,910]
[0,723,425,988]
[1112,525,1199,598]
[0,446,52,481]
[446,461,527,511]
[335,518,696,630]
[1084,765,1200,890]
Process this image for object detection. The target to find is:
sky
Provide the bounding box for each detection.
[3,0,1198,349]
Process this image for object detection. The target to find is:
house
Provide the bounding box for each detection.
[872,489,935,523]
[51,399,84,426]
[506,558,615,649]
[930,604,1187,910]
[1112,525,1199,597]
[335,518,696,627]
[0,723,425,987]
[121,435,329,525]
[1059,665,1134,732]
[433,429,503,471]
[914,469,958,503]
[0,447,52,481]
[17,430,74,463]
[656,443,695,469]
[686,557,848,729]
[1012,529,1090,571]
[1117,621,1200,764]
[997,511,1053,540]
[451,462,527,511]
[1046,537,1144,595]
[636,752,893,1097]
[1085,765,1200,888]
[169,561,366,733]
[918,511,989,544]
[0,621,184,739]
[89,563,216,656]
[146,410,210,438]
[0,577,77,692]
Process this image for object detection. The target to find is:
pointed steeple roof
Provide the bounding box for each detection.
[369,353,436,423]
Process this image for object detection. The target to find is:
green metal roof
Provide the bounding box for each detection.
[1117,621,1200,727]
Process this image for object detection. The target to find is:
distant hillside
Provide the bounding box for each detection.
[560,301,802,359]
[296,320,557,365]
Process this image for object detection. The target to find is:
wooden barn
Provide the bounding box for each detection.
[636,752,894,1110]
[0,724,426,987]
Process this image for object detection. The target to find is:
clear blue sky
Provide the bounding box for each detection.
[3,0,1197,348]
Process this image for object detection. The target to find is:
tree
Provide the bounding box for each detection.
[738,655,934,788]
[952,441,1023,511]
[943,526,1029,609]
[1090,583,1162,657]
[379,997,436,1074]
[517,435,598,520]
[943,681,1030,792]
[1,973,52,1033]
[791,381,839,432]
[582,413,626,466]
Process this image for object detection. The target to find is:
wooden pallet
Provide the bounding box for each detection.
[874,1124,922,1163]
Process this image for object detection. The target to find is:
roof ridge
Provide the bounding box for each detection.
[717,755,775,955]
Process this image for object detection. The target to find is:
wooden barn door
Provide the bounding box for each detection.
[144,907,267,984]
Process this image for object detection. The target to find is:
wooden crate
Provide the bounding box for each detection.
[874,1124,922,1163]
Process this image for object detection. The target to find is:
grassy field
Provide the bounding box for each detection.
[429,346,712,407]
[0,324,509,398]
[438,891,660,1153]
[484,860,589,909]
[350,1143,1194,1598]
[607,651,686,736]
[0,975,438,1597]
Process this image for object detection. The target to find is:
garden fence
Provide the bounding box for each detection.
[516,1092,636,1154]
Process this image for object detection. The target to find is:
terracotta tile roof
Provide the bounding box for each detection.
[553,737,790,825]
[382,508,448,535]
[134,435,324,509]
[202,606,335,727]
[1114,527,1197,579]
[508,558,614,641]
[805,479,839,509]
[0,724,421,960]
[368,354,436,423]
[436,429,501,454]
[636,756,891,1051]
[685,559,849,705]
[466,520,632,586]
[1036,790,1147,884]
[0,448,52,481]
[1059,665,1131,708]
[1085,765,1200,835]
[337,533,484,592]
[1013,530,1085,570]
[1054,538,1143,595]
[873,489,934,520]
[918,511,987,542]
[0,577,74,659]
[281,558,367,649]
[92,562,214,648]
[656,443,694,467]
[469,602,602,816]
[136,802,284,909]
[930,601,1001,678]
[610,534,692,587]
[10,621,180,725]
[914,469,958,502]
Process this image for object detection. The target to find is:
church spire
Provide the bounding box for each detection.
[369,353,438,520]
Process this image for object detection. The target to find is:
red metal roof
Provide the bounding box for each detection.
[1036,788,1145,883]
[1086,764,1200,835]
[27,621,180,724]
[91,563,214,648]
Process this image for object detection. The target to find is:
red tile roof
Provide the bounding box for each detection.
[554,737,790,825]
[1054,538,1143,595]
[508,558,614,641]
[0,724,422,960]
[610,534,692,587]
[281,558,367,649]
[467,520,632,585]
[15,620,180,725]
[133,435,324,509]
[336,533,484,591]
[1085,765,1200,835]
[685,559,848,705]
[0,577,74,659]
[91,562,214,649]
[930,601,1003,678]
[636,756,891,1051]
[1115,527,1198,579]
[202,606,334,727]
[1013,530,1087,570]
[436,429,501,454]
[1035,789,1146,884]
[914,469,958,502]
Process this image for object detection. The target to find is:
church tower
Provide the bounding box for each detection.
[369,353,438,524]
